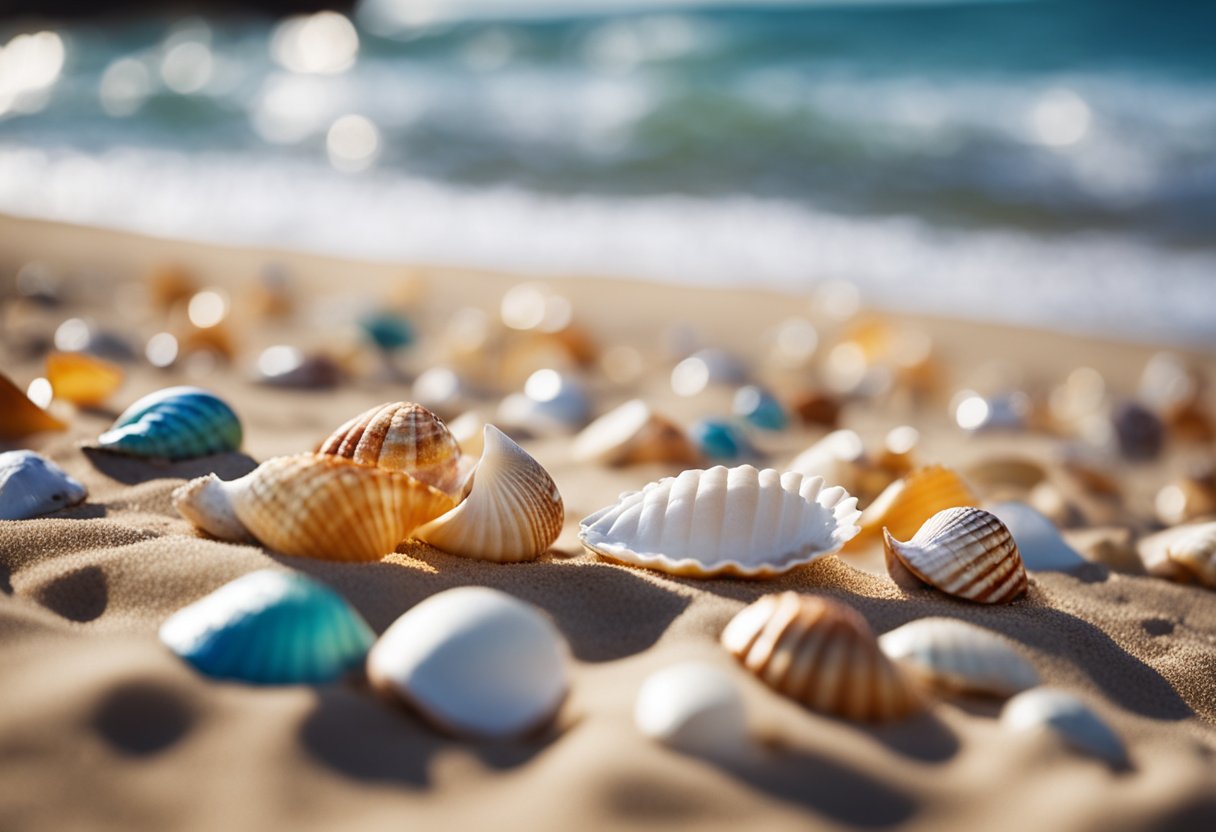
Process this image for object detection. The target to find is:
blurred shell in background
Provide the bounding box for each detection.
[634,662,749,758]
[573,400,698,467]
[0,372,67,439]
[879,617,1038,698]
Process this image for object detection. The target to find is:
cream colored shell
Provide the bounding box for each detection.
[878,617,1039,698]
[573,399,698,467]
[1141,521,1216,587]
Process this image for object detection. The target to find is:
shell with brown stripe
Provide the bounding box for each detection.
[883,506,1028,604]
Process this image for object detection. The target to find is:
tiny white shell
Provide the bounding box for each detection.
[0,450,87,520]
[634,662,749,758]
[1001,688,1127,766]
[366,587,569,740]
[988,501,1087,571]
[878,618,1039,698]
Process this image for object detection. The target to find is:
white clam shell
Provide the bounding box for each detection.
[878,618,1038,698]
[988,501,1087,571]
[367,587,570,740]
[634,662,748,758]
[0,450,87,520]
[1001,688,1127,766]
[579,465,860,578]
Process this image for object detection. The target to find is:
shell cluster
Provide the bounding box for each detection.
[0,450,88,521]
[98,386,242,460]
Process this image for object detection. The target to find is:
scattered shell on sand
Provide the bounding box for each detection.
[0,450,87,521]
[159,569,374,685]
[883,507,1028,604]
[1155,471,1216,527]
[634,662,749,758]
[849,465,978,549]
[988,501,1087,572]
[1141,522,1216,589]
[97,386,242,460]
[579,465,860,578]
[733,385,788,431]
[45,350,123,407]
[573,399,698,467]
[788,429,892,504]
[1001,688,1127,767]
[0,372,67,439]
[670,348,748,397]
[878,618,1038,698]
[367,587,570,740]
[498,369,591,437]
[721,592,922,722]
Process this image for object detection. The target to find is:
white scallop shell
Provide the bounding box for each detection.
[634,662,749,758]
[988,501,1087,571]
[1001,688,1126,766]
[878,617,1039,698]
[366,587,569,740]
[0,450,87,520]
[578,465,861,578]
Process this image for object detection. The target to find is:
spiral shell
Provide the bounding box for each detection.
[721,592,922,722]
[414,425,564,562]
[318,401,466,496]
[883,507,1027,604]
[46,351,124,407]
[848,465,978,549]
[0,372,66,439]
[0,450,87,520]
[878,618,1039,698]
[173,453,456,562]
[579,466,860,578]
[97,386,241,460]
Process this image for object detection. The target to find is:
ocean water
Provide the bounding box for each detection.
[1,0,1214,343]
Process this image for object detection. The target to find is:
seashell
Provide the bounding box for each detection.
[952,391,1030,432]
[883,507,1027,604]
[788,429,891,505]
[414,425,563,563]
[789,389,841,429]
[497,369,591,437]
[964,456,1047,494]
[579,466,860,578]
[160,569,373,685]
[1001,688,1126,766]
[1141,522,1216,588]
[255,346,342,389]
[367,586,570,740]
[0,450,87,520]
[721,592,922,722]
[318,402,467,497]
[359,311,415,351]
[53,317,138,362]
[1065,526,1141,574]
[573,399,698,467]
[670,348,748,397]
[733,386,787,431]
[848,465,978,549]
[689,418,748,461]
[173,453,456,562]
[878,618,1038,698]
[875,425,919,479]
[988,501,1086,571]
[0,372,67,439]
[46,351,123,407]
[97,386,242,460]
[1084,400,1163,461]
[634,662,748,758]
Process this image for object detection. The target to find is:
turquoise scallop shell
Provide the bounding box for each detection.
[159,570,374,685]
[97,386,242,460]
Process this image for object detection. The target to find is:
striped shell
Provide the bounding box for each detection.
[0,450,87,520]
[318,401,467,496]
[848,465,978,549]
[160,569,374,685]
[878,618,1039,698]
[573,399,698,467]
[721,592,922,721]
[578,466,861,578]
[46,351,124,408]
[97,386,241,460]
[1001,688,1126,766]
[173,453,456,562]
[883,507,1027,604]
[414,425,564,562]
[0,372,66,439]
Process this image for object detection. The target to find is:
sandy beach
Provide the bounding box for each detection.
[2,213,1216,832]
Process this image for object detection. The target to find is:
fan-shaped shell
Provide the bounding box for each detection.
[46,351,124,407]
[988,501,1086,571]
[367,586,570,739]
[634,662,748,758]
[414,425,564,562]
[173,453,456,562]
[573,399,698,467]
[878,618,1038,698]
[579,465,861,578]
[883,507,1027,604]
[1001,688,1126,766]
[848,465,978,549]
[159,569,374,684]
[318,401,466,496]
[721,592,922,721]
[0,373,66,439]
[0,450,87,520]
[97,386,241,460]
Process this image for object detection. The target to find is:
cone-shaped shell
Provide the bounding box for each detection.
[721,592,922,721]
[848,465,978,549]
[173,453,457,562]
[883,507,1027,604]
[414,425,564,562]
[160,569,374,684]
[97,386,241,460]
[579,466,860,578]
[0,450,87,520]
[878,617,1038,698]
[46,351,124,407]
[573,399,698,467]
[1001,688,1126,766]
[0,373,66,439]
[318,401,465,496]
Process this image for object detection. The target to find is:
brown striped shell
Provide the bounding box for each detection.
[883,507,1028,604]
[318,402,466,496]
[846,465,978,549]
[721,592,922,722]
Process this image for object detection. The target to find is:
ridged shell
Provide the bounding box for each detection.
[848,465,979,549]
[367,586,570,739]
[159,570,374,685]
[573,399,698,467]
[97,386,242,460]
[173,453,457,562]
[318,401,466,496]
[883,507,1027,604]
[0,373,66,439]
[721,592,922,722]
[46,351,124,407]
[988,501,1086,571]
[579,466,861,578]
[414,425,564,563]
[1001,688,1126,766]
[0,450,87,520]
[878,618,1039,698]
[634,662,749,758]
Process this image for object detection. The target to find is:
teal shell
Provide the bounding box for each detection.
[97,386,242,460]
[160,570,375,685]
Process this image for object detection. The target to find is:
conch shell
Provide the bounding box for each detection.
[846,465,978,549]
[721,592,922,722]
[883,507,1028,604]
[878,617,1038,698]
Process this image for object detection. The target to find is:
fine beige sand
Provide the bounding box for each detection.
[2,214,1216,832]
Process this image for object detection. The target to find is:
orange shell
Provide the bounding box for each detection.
[46,351,124,408]
[0,373,66,439]
[847,465,979,549]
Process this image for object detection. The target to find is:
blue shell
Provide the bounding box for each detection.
[690,418,748,461]
[97,386,242,460]
[160,570,374,685]
[359,312,415,351]
[0,450,87,520]
[733,385,788,431]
